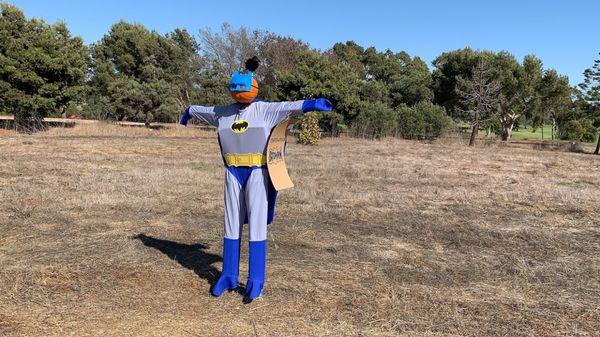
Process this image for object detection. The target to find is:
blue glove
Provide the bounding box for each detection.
[179,107,191,126]
[302,98,333,112]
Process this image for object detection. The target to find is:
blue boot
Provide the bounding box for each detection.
[211,238,240,296]
[245,240,266,301]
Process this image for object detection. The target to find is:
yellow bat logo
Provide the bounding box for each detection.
[231,120,249,133]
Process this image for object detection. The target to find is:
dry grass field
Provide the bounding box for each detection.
[0,124,599,336]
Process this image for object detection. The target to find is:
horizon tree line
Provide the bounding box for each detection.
[0,4,598,152]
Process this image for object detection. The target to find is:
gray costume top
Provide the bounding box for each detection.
[188,100,307,242]
[188,101,305,157]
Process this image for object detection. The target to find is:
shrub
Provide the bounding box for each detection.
[396,104,424,139]
[417,101,453,139]
[318,112,344,136]
[397,102,453,139]
[353,101,398,139]
[298,111,321,145]
[558,119,597,143]
[563,141,586,153]
[336,123,349,134]
[480,116,502,136]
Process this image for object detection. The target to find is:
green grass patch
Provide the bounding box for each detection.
[511,125,556,140]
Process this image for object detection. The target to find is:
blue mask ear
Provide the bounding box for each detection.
[229,71,254,92]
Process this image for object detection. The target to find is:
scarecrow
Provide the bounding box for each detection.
[179,57,332,301]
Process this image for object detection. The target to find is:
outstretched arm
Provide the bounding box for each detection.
[260,99,333,127]
[179,105,218,127]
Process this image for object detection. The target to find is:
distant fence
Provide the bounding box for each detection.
[1,115,592,153]
[441,134,595,153]
[0,115,215,131]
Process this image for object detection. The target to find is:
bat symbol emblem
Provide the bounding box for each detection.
[231,120,249,133]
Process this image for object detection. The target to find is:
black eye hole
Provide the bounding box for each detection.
[229,83,248,91]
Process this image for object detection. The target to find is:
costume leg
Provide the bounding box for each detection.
[244,168,269,300]
[211,169,246,296]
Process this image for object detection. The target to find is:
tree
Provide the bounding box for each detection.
[578,52,600,154]
[387,53,433,106]
[538,70,571,140]
[0,4,88,131]
[331,41,368,81]
[332,42,392,109]
[432,48,485,118]
[199,23,309,102]
[278,51,361,123]
[167,28,203,111]
[89,22,199,122]
[432,49,572,141]
[492,54,543,141]
[199,23,261,77]
[333,42,433,107]
[456,60,501,146]
[194,59,231,107]
[255,33,310,101]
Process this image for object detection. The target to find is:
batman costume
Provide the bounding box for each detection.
[179,57,332,302]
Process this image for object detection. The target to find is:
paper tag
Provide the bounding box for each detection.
[267,118,295,191]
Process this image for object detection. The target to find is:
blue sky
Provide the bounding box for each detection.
[6,0,599,85]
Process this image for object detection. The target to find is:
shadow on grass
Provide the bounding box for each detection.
[132,234,222,287]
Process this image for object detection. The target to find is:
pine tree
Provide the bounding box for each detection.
[89,22,201,123]
[578,53,600,154]
[0,4,88,131]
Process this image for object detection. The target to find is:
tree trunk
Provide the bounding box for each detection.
[469,122,479,146]
[595,134,600,155]
[498,111,519,142]
[500,122,514,141]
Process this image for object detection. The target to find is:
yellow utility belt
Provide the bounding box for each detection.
[224,153,267,167]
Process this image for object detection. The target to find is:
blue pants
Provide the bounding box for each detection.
[224,167,270,241]
[212,167,273,300]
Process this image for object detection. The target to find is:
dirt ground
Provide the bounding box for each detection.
[0,124,598,336]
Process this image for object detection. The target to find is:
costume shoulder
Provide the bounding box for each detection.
[212,103,247,116]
